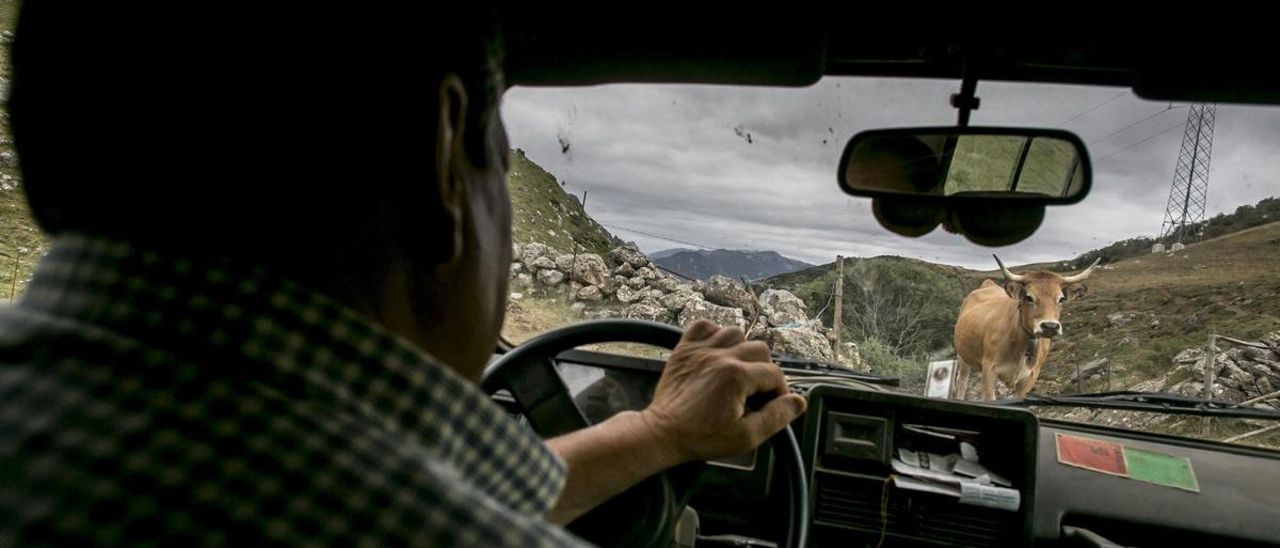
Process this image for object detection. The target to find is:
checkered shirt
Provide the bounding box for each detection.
[0,234,588,546]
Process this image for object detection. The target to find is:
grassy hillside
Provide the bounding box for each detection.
[2,148,616,302]
[0,188,45,301]
[766,256,972,356]
[763,256,974,387]
[1033,221,1280,395]
[0,1,50,301]
[508,149,615,256]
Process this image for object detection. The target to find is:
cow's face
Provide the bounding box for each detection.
[994,256,1099,339]
[1006,276,1086,338]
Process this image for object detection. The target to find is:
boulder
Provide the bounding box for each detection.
[570,302,587,315]
[615,263,636,277]
[570,254,611,288]
[759,289,807,326]
[626,277,646,289]
[636,267,658,280]
[510,263,524,274]
[555,253,576,271]
[528,256,557,270]
[537,269,565,286]
[625,302,673,324]
[679,298,746,331]
[659,290,704,313]
[616,285,643,304]
[610,245,651,268]
[514,273,533,287]
[521,242,550,265]
[653,277,679,292]
[752,326,835,363]
[703,275,756,312]
[1241,346,1269,362]
[576,285,603,301]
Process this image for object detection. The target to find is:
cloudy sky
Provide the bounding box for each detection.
[501,78,1280,269]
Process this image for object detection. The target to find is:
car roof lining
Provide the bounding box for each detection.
[501,17,1280,105]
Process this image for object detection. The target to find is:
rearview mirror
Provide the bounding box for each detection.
[838,127,1091,204]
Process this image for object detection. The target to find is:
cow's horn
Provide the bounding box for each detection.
[1061,257,1102,284]
[992,255,1025,283]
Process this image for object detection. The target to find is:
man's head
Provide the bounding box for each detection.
[10,4,513,378]
[993,255,1099,338]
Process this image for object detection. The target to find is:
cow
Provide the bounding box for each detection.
[950,255,1101,401]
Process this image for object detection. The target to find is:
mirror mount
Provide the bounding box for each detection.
[950,61,982,127]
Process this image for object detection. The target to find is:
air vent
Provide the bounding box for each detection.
[814,474,1016,547]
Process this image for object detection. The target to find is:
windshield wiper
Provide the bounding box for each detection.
[992,390,1280,421]
[772,354,900,387]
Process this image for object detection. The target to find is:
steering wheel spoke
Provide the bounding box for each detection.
[488,356,589,437]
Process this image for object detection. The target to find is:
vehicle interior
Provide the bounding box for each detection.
[481,14,1280,548]
[2,8,1277,548]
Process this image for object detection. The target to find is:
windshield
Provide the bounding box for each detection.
[496,78,1280,449]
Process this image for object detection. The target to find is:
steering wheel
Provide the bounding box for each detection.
[482,319,809,548]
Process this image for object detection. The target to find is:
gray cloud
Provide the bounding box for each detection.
[503,78,1280,270]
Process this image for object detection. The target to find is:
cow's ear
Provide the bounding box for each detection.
[1066,283,1088,301]
[1004,281,1025,300]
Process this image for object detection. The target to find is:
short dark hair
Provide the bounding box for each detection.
[10,3,502,296]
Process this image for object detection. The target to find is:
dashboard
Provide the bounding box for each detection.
[494,348,1280,547]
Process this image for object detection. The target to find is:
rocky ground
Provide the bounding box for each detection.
[506,240,863,370]
[1045,331,1280,447]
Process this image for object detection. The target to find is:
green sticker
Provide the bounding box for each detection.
[1123,447,1199,492]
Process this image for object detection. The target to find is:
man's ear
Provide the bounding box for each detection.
[430,73,470,267]
[1004,281,1025,300]
[1067,283,1088,301]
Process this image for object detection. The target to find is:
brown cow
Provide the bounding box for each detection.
[951,255,1100,400]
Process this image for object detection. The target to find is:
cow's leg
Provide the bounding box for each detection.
[951,358,971,400]
[1015,366,1042,397]
[980,361,998,401]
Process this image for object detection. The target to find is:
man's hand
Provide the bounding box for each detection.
[639,320,808,464]
[544,320,806,524]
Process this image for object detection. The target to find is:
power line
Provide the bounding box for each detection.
[1056,90,1127,127]
[601,223,720,251]
[1087,105,1185,146]
[653,264,696,281]
[1093,121,1187,163]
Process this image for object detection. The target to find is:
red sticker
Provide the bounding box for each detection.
[1055,433,1129,476]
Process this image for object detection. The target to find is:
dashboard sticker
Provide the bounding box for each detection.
[1055,433,1128,476]
[1124,447,1200,493]
[1056,433,1201,493]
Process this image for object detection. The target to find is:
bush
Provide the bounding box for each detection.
[860,337,928,393]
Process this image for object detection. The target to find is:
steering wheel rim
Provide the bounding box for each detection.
[483,319,808,548]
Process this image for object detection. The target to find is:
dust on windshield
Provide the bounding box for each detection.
[494,79,1280,450]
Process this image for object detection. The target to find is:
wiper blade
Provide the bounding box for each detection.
[772,354,900,387]
[992,390,1280,420]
